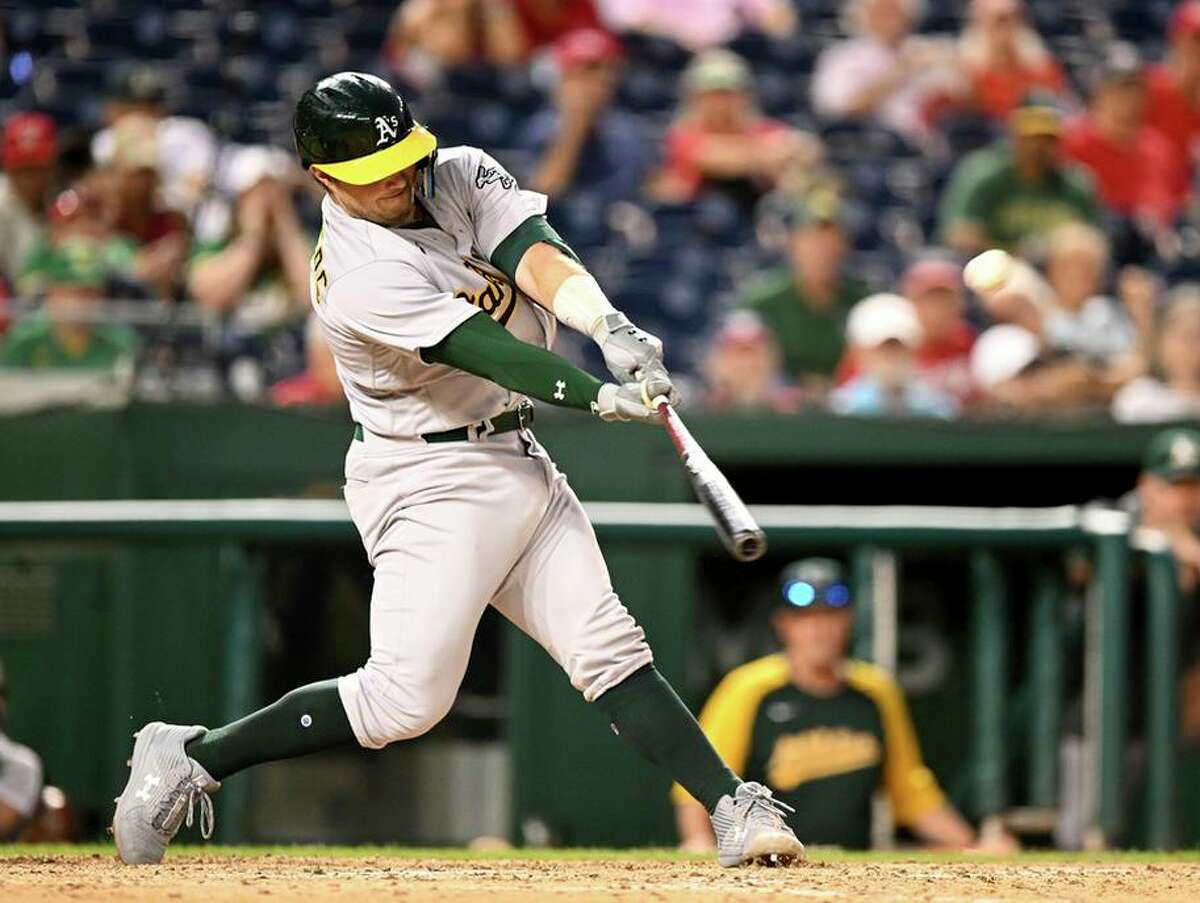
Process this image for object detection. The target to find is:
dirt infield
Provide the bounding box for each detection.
[3,852,1200,903]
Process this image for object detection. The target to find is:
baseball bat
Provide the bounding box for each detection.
[654,397,767,562]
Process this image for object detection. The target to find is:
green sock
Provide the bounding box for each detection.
[185,679,355,781]
[595,664,740,813]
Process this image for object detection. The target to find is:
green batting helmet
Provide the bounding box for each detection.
[294,72,438,193]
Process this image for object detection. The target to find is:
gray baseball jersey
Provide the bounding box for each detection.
[312,144,654,750]
[309,146,557,439]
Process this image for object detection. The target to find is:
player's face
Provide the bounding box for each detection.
[789,222,847,292]
[1012,133,1058,177]
[316,162,421,227]
[773,607,853,672]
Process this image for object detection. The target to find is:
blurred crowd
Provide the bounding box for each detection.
[2,0,1200,422]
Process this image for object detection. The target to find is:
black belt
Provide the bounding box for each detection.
[353,402,534,444]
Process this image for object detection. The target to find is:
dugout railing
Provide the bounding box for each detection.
[0,499,1183,848]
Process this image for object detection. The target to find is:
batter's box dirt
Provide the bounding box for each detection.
[2,850,1199,902]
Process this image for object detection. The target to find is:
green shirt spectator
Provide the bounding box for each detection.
[939,99,1099,254]
[738,268,868,379]
[738,190,870,381]
[0,241,139,371]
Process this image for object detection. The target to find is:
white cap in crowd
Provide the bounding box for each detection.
[970,324,1041,389]
[845,293,923,349]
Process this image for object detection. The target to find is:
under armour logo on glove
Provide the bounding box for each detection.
[476,164,515,190]
[553,380,566,401]
[374,115,399,146]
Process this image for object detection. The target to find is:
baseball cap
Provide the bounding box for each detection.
[902,255,961,299]
[1143,428,1200,482]
[1170,1,1200,40]
[846,293,923,349]
[1091,42,1144,91]
[777,558,854,612]
[554,28,622,71]
[3,112,57,169]
[682,49,751,95]
[787,188,847,229]
[1009,94,1064,137]
[107,63,166,105]
[969,324,1041,389]
[714,311,773,349]
[224,144,293,195]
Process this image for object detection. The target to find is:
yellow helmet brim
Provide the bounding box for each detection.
[310,124,437,185]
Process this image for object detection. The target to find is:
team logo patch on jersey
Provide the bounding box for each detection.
[766,728,882,790]
[475,163,515,190]
[456,259,517,326]
[374,115,400,146]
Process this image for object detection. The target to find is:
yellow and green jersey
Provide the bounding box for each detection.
[673,654,946,849]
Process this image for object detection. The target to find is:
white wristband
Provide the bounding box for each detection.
[552,273,618,340]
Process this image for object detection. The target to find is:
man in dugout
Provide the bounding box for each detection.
[673,558,1017,851]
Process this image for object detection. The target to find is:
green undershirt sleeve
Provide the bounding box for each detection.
[422,310,603,411]
[490,214,579,283]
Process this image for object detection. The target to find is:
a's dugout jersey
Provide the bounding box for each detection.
[310,145,557,440]
[672,655,946,849]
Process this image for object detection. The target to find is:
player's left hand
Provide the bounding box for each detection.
[595,312,664,384]
[595,367,680,424]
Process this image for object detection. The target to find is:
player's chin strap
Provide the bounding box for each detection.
[419,149,438,198]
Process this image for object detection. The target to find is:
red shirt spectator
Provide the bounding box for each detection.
[837,256,976,404]
[655,49,817,207]
[1061,117,1180,226]
[1143,4,1200,198]
[1145,64,1200,197]
[959,0,1067,120]
[101,113,188,298]
[511,0,602,54]
[1060,46,1183,225]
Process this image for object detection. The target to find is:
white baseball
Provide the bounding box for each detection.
[963,249,1014,294]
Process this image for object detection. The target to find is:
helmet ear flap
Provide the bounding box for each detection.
[420,149,438,198]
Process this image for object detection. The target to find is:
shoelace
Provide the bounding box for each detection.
[187,786,216,840]
[739,784,795,829]
[155,778,216,840]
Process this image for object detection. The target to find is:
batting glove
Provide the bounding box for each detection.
[595,312,664,384]
[595,368,680,424]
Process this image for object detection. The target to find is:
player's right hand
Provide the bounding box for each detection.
[595,367,680,424]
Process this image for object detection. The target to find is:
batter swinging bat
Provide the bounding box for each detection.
[653,397,767,562]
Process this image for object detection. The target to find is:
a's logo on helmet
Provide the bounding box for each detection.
[374,115,400,146]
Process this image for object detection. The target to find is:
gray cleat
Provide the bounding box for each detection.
[711,782,806,868]
[112,721,220,864]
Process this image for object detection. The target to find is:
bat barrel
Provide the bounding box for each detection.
[656,397,767,562]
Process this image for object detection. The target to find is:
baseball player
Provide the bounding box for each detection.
[112,73,804,868]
